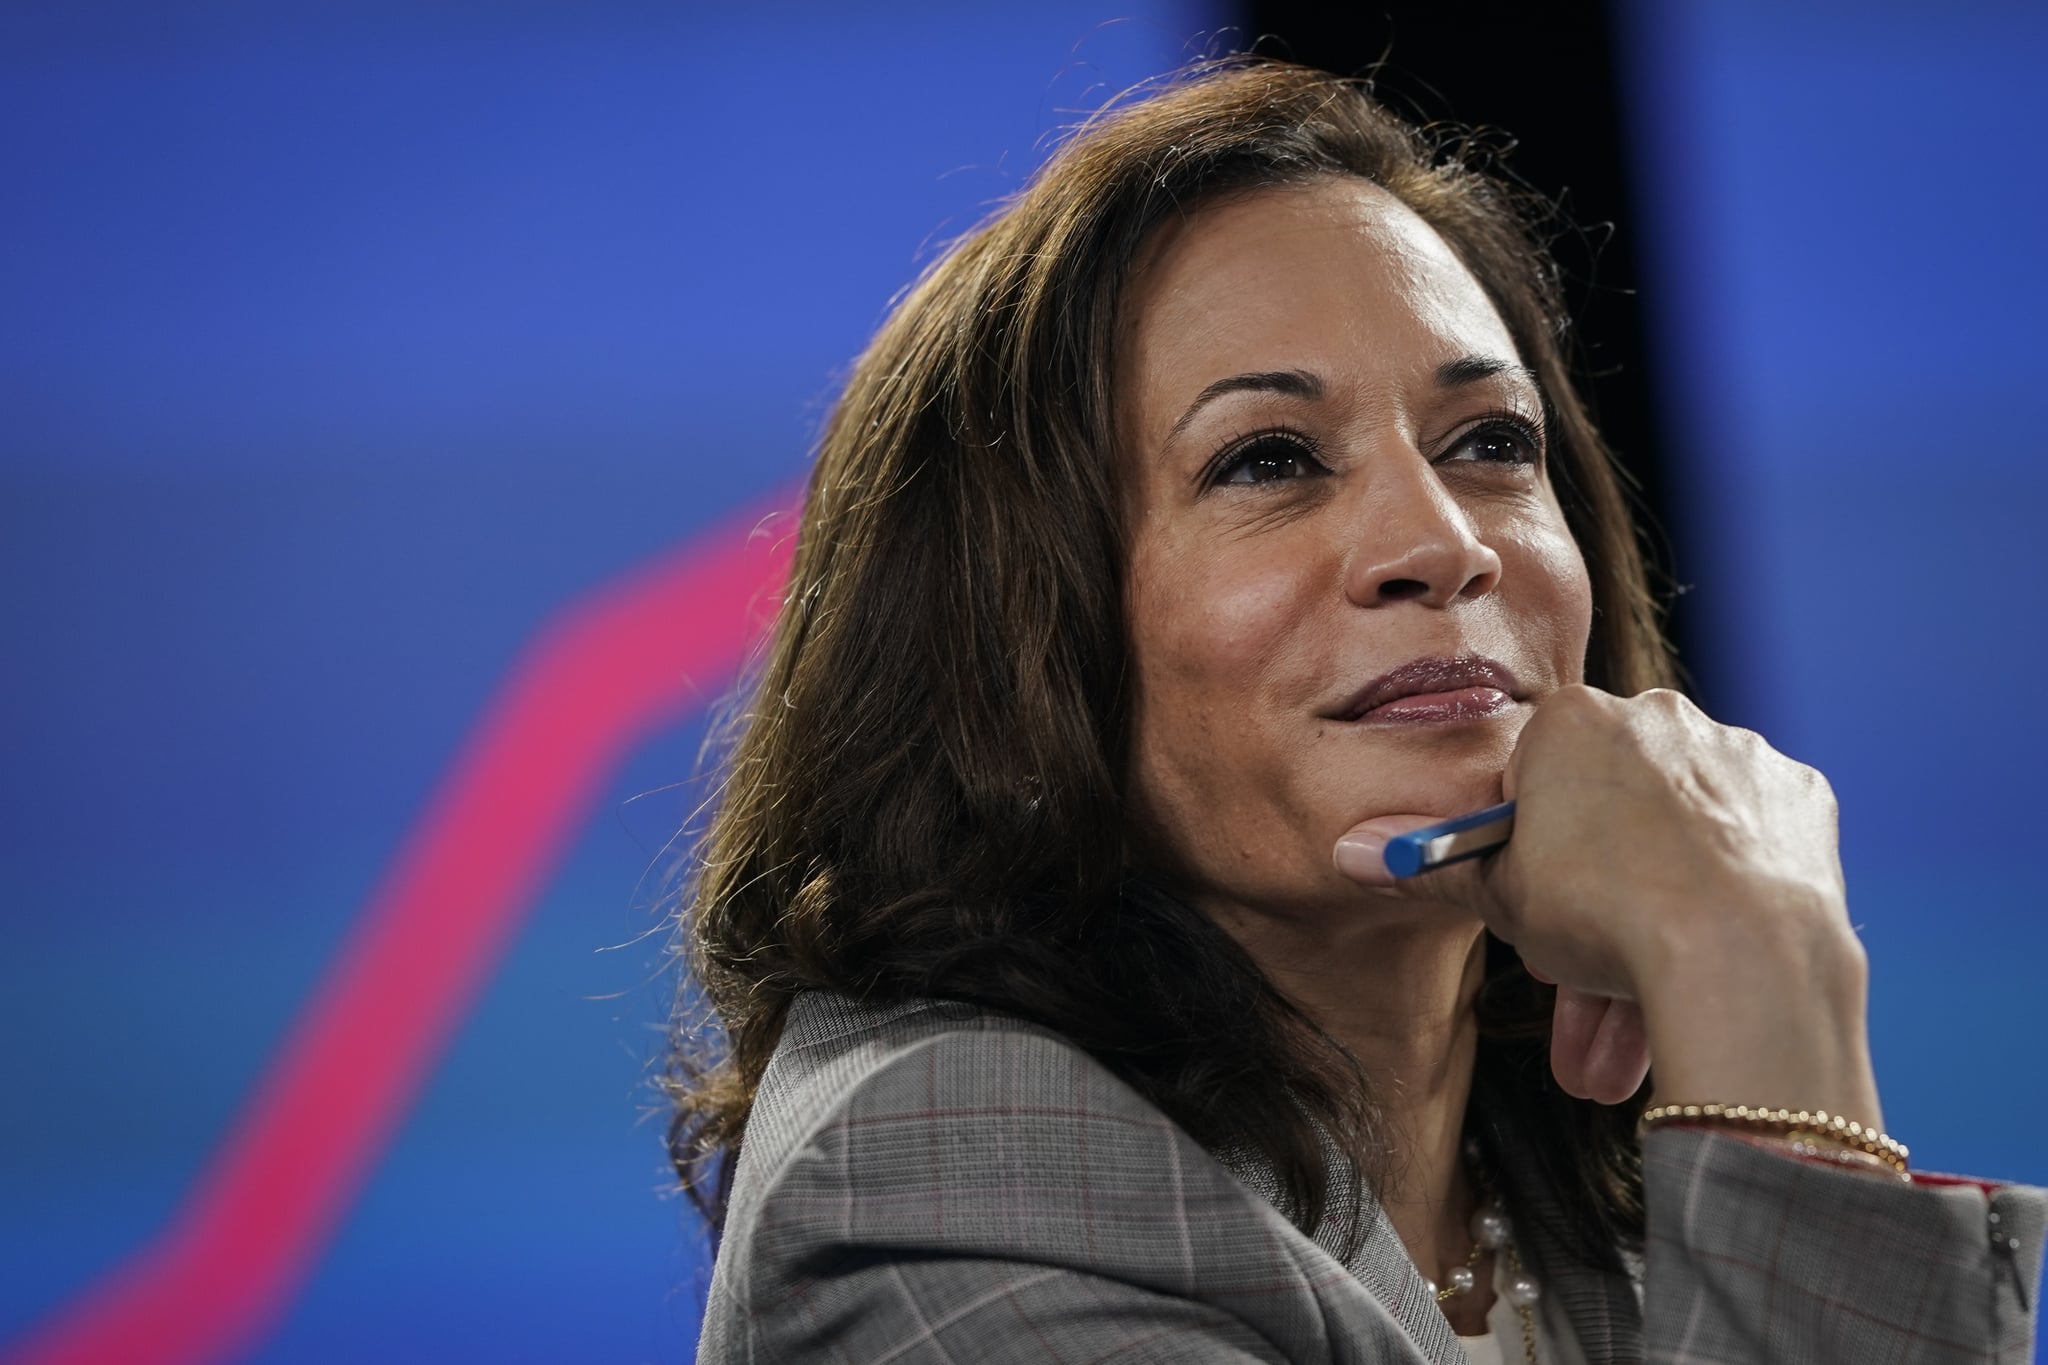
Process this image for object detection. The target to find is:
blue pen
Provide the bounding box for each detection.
[1382,800,1516,878]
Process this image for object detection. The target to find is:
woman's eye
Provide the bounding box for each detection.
[1444,418,1543,466]
[1214,433,1325,486]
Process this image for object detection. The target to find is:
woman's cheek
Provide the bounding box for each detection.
[1141,533,1309,697]
[1125,538,1314,859]
[1500,514,1594,662]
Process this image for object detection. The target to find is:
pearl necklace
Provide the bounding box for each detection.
[1425,1149,1541,1365]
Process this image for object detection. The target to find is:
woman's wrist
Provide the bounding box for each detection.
[1635,903,1884,1132]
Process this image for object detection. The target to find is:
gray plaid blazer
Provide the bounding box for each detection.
[698,992,2043,1363]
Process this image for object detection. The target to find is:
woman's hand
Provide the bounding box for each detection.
[1331,685,1883,1129]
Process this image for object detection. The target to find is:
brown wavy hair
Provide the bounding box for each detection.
[667,57,1676,1266]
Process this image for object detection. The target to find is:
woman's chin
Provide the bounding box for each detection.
[1327,776,1508,833]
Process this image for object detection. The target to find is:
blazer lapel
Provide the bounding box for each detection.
[1493,1135,1646,1365]
[1220,1136,1469,1365]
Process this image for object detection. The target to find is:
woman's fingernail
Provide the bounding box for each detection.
[1333,834,1390,883]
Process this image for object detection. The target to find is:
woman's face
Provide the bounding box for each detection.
[1117,178,1593,922]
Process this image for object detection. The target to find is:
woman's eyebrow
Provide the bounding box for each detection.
[1436,354,1541,394]
[1166,368,1323,443]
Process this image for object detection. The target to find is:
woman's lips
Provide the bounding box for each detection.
[1353,686,1515,724]
[1331,655,1523,722]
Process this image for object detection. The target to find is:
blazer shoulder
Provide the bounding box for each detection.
[701,993,1455,1365]
[717,999,1350,1304]
[729,992,1200,1240]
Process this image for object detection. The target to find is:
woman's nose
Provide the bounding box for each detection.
[1341,457,1503,608]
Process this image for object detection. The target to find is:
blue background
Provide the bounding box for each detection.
[3,2,2042,1361]
[1618,0,2048,1221]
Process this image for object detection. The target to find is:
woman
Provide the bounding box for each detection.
[669,60,2042,1363]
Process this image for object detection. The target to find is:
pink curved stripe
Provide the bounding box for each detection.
[5,491,800,1365]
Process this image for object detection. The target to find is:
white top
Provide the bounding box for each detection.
[1457,1327,1510,1365]
[1456,1251,1590,1365]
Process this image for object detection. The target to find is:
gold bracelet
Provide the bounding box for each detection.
[1639,1103,1911,1175]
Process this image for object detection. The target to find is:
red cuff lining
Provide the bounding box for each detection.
[1687,1127,2002,1195]
[1906,1170,2003,1196]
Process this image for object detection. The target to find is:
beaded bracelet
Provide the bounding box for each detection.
[1639,1103,1911,1176]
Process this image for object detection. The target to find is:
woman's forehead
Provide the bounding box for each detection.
[1116,180,1523,446]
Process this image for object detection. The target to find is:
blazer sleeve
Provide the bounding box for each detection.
[702,1023,1432,1365]
[1641,1125,2045,1363]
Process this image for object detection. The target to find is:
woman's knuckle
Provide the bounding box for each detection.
[1548,683,1601,714]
